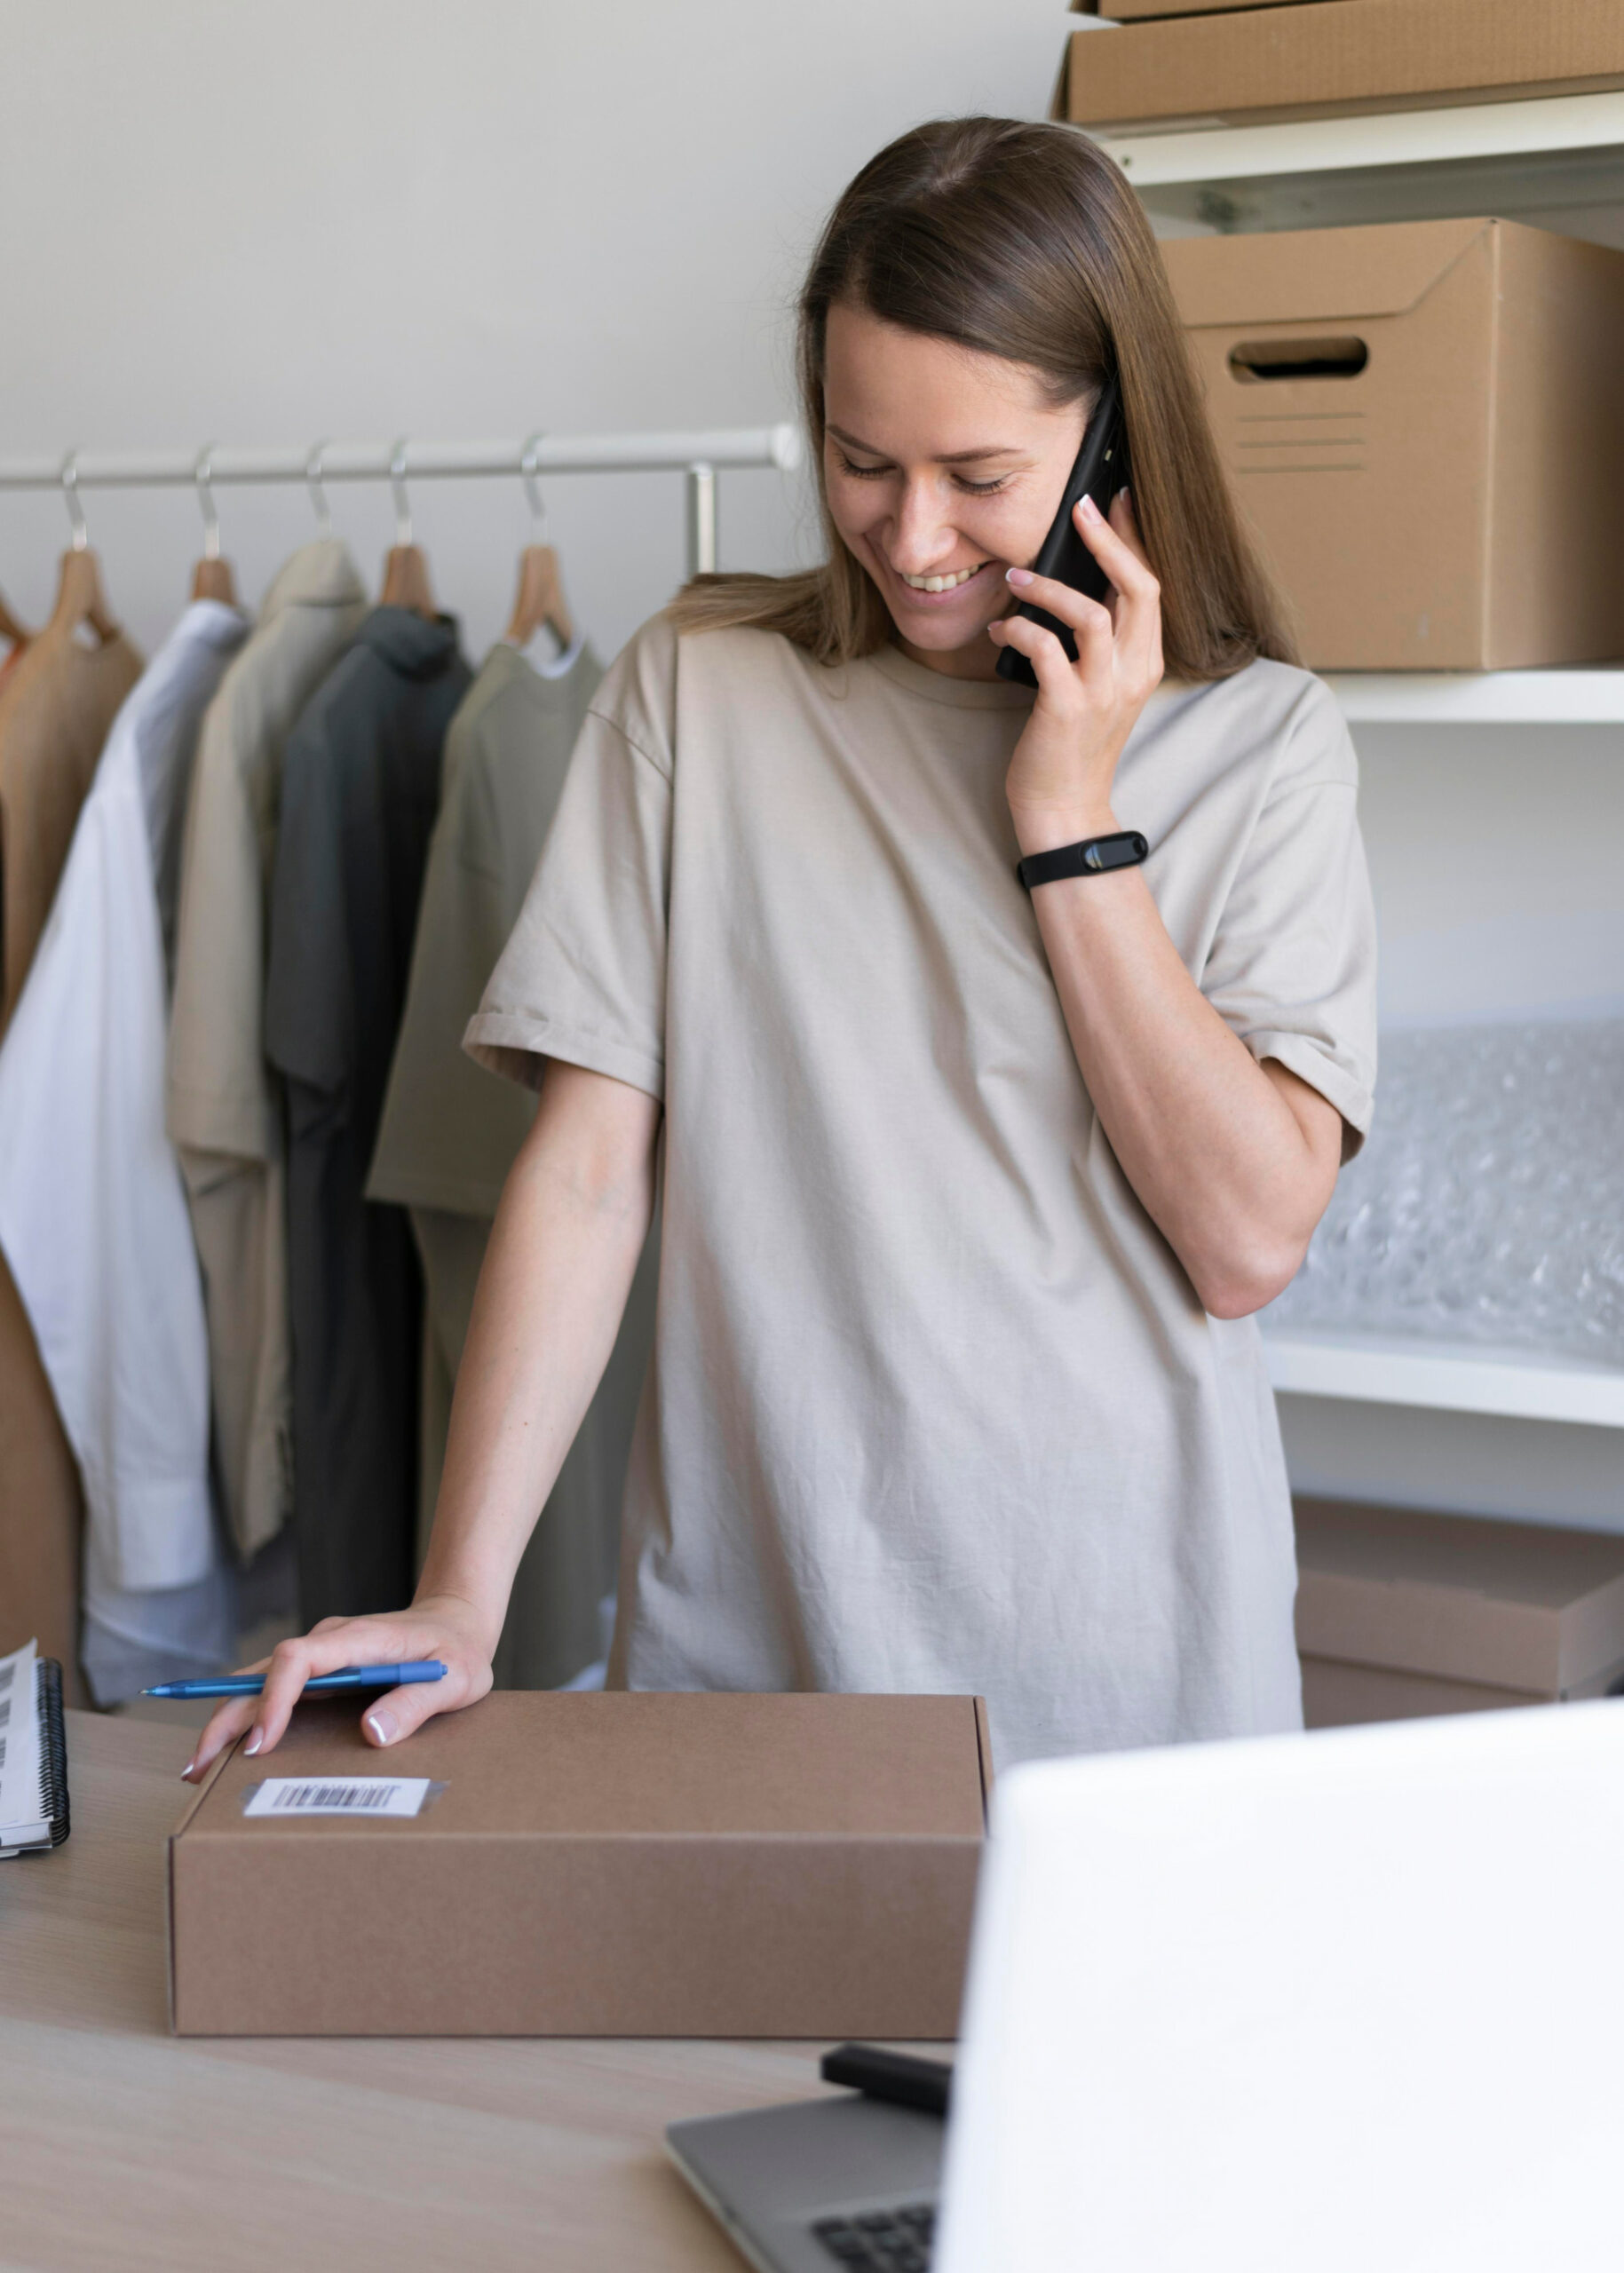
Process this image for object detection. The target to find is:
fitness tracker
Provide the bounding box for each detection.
[1016,830,1149,891]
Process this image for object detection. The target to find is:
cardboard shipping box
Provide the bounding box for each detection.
[1296,1498,1624,1729]
[170,1690,990,2039]
[1160,218,1624,670]
[1058,0,1624,131]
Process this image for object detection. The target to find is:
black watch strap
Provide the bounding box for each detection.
[1016,829,1148,891]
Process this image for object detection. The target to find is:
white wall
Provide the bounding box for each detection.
[1358,732,1624,1031]
[0,0,1071,661]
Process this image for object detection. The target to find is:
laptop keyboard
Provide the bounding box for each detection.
[810,2202,935,2269]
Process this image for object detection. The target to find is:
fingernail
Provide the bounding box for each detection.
[243,1728,263,1756]
[1120,486,1131,506]
[180,1761,195,1780]
[1080,495,1103,522]
[367,1707,398,1746]
[1005,566,1034,587]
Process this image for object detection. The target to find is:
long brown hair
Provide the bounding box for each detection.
[669,115,1295,680]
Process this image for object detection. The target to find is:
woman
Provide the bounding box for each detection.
[186,117,1374,1779]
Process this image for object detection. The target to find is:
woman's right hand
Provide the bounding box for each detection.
[180,1593,498,1783]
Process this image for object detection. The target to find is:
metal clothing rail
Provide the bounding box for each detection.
[0,424,804,579]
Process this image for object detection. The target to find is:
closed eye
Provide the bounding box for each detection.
[834,450,892,482]
[834,450,1011,496]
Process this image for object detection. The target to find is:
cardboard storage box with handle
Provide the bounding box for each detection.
[1160,217,1624,670]
[1295,1498,1624,1728]
[1057,0,1624,131]
[169,1690,990,2038]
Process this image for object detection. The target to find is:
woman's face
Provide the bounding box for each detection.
[822,300,1090,679]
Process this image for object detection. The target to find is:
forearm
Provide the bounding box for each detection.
[179,1064,659,1777]
[416,1061,659,1640]
[1028,855,1337,1316]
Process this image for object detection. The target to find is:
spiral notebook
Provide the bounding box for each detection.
[0,1638,70,1857]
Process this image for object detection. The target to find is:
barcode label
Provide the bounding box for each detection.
[243,1776,432,1819]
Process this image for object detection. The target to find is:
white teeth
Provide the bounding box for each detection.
[899,563,985,592]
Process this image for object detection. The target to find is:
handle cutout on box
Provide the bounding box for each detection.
[1228,337,1369,384]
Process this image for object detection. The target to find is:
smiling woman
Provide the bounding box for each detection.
[669,115,1292,679]
[186,117,1376,1785]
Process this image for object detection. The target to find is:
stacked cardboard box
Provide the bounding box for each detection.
[1296,1498,1624,1727]
[1058,0,1624,131]
[1158,217,1624,669]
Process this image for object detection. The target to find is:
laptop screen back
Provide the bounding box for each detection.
[937,1702,1624,2272]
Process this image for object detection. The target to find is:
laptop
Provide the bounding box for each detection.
[669,2071,942,2272]
[669,1697,1624,2270]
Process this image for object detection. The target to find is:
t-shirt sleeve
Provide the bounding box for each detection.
[463,630,673,1104]
[1200,676,1378,1160]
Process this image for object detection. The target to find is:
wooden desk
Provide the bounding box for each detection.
[0,1710,842,2271]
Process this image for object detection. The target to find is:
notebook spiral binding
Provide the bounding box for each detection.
[36,1658,70,1849]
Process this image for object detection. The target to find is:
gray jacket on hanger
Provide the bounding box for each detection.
[265,604,472,1625]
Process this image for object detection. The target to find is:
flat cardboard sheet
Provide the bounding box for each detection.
[1058,0,1624,130]
[170,1691,990,2039]
[1080,1,1322,20]
[1296,1498,1624,1701]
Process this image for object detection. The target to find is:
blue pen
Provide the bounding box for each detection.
[141,1660,448,1700]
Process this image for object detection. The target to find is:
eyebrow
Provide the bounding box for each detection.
[826,424,1024,465]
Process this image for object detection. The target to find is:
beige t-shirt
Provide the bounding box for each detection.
[468,617,1376,1766]
[166,540,368,1559]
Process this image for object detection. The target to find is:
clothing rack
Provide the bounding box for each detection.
[0,424,804,579]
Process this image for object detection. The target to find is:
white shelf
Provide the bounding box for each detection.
[1086,91,1624,191]
[1101,93,1624,1449]
[1326,670,1624,725]
[1264,1332,1624,1428]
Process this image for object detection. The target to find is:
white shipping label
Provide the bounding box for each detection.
[243,1776,433,1819]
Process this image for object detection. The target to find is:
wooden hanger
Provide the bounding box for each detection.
[190,447,239,607]
[381,540,437,619]
[50,545,121,643]
[506,438,574,651]
[381,438,438,620]
[0,586,33,655]
[504,542,574,649]
[192,553,238,606]
[51,456,121,642]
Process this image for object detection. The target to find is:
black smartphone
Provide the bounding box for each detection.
[995,375,1129,689]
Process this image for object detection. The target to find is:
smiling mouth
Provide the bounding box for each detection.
[895,561,990,594]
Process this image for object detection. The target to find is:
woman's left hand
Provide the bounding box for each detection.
[989,489,1163,855]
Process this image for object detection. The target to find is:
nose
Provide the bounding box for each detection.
[886,475,961,575]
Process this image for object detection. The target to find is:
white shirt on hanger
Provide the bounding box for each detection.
[0,599,249,1611]
[507,625,586,680]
